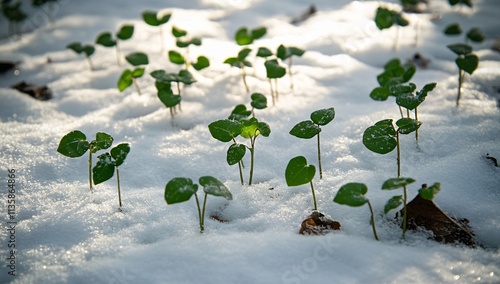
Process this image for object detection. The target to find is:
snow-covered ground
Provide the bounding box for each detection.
[1,0,499,283]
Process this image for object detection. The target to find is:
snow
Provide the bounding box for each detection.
[1,0,499,283]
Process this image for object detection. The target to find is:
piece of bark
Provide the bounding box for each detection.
[299,211,341,235]
[11,81,52,101]
[400,194,476,246]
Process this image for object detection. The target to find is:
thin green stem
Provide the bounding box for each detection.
[176,82,182,112]
[116,167,122,208]
[115,43,122,66]
[367,201,379,241]
[415,107,419,144]
[274,78,279,101]
[309,180,318,211]
[88,150,93,193]
[288,57,294,89]
[248,137,256,186]
[132,78,142,96]
[194,193,203,233]
[456,69,463,107]
[396,131,401,178]
[398,106,404,118]
[241,65,249,93]
[238,160,244,185]
[317,129,323,179]
[402,185,408,239]
[201,193,208,233]
[269,79,275,106]
[86,56,94,71]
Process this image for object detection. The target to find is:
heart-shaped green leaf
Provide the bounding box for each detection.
[142,10,171,26]
[456,54,478,75]
[67,42,83,54]
[289,120,320,139]
[285,156,315,186]
[466,27,485,43]
[172,26,187,38]
[384,195,403,214]
[126,52,148,66]
[375,7,394,30]
[168,50,185,65]
[178,70,196,85]
[57,130,89,158]
[208,119,241,142]
[396,118,421,135]
[240,118,260,139]
[382,177,416,190]
[250,93,267,110]
[228,104,251,121]
[158,90,181,108]
[370,87,391,101]
[177,38,202,48]
[237,48,252,61]
[257,47,273,58]
[164,177,198,204]
[192,56,210,71]
[264,59,286,79]
[251,26,266,40]
[117,70,133,92]
[227,143,246,165]
[447,43,472,56]
[95,32,116,47]
[310,107,335,126]
[235,27,253,45]
[199,176,232,200]
[82,45,95,57]
[116,24,134,40]
[362,119,397,154]
[110,143,130,167]
[131,68,145,78]
[419,182,441,200]
[93,152,115,185]
[333,183,368,207]
[444,23,462,35]
[91,132,113,153]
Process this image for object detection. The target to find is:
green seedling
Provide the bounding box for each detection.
[382,178,440,239]
[151,69,196,113]
[208,117,271,186]
[57,130,113,193]
[224,48,252,93]
[374,6,409,50]
[333,182,379,241]
[227,94,267,120]
[447,44,479,106]
[264,59,286,105]
[154,80,180,120]
[250,92,267,116]
[142,10,171,51]
[118,52,149,95]
[277,45,305,89]
[234,26,267,46]
[164,176,232,233]
[393,82,436,142]
[285,156,318,211]
[363,118,421,177]
[2,1,27,37]
[289,107,335,179]
[93,143,130,208]
[66,42,95,71]
[370,58,416,117]
[95,24,134,65]
[168,26,210,71]
[444,24,484,106]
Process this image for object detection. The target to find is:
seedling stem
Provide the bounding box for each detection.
[116,167,122,208]
[310,180,318,211]
[367,200,379,241]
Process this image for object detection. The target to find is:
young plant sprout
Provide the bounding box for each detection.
[444,24,484,106]
[276,44,305,89]
[142,10,171,51]
[370,58,416,118]
[363,118,421,177]
[164,176,232,233]
[333,182,379,241]
[150,69,196,113]
[154,80,180,120]
[382,178,440,239]
[448,0,472,9]
[208,117,271,186]
[66,42,95,71]
[57,130,113,193]
[250,93,267,117]
[374,6,409,50]
[224,48,253,93]
[117,52,149,95]
[264,59,286,105]
[289,107,335,179]
[95,24,134,65]
[168,26,210,71]
[93,143,130,209]
[285,156,318,211]
[234,26,267,46]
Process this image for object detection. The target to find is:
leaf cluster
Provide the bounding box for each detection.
[289,108,335,139]
[363,118,421,154]
[375,7,409,30]
[142,10,171,26]
[96,25,134,48]
[169,26,210,71]
[66,42,95,57]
